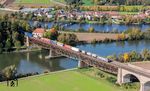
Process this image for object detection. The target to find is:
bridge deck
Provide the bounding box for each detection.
[131,62,150,71]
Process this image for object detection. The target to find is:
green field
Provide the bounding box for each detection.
[14,0,94,5]
[0,70,136,91]
[55,0,65,3]
[82,0,95,6]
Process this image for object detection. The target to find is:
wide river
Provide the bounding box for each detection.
[0,40,150,74]
[29,21,150,32]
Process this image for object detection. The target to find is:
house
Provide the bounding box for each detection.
[33,28,45,38]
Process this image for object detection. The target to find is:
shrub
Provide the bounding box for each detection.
[122,82,140,89]
[44,70,49,74]
[106,76,117,83]
[97,72,105,78]
[88,27,95,33]
[91,39,97,44]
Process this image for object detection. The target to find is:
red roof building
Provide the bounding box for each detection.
[33,28,45,38]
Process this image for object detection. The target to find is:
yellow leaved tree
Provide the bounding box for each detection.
[123,53,130,62]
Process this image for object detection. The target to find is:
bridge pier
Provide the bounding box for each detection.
[117,68,123,85]
[26,36,30,48]
[45,49,62,59]
[78,60,89,68]
[140,83,145,91]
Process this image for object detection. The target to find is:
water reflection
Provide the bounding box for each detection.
[0,40,150,74]
[0,51,77,74]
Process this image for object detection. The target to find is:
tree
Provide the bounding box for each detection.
[129,51,141,62]
[44,28,58,40]
[88,27,95,32]
[11,21,19,32]
[14,41,21,51]
[141,49,150,61]
[116,33,126,41]
[0,43,3,53]
[57,33,78,45]
[5,38,12,52]
[77,27,85,32]
[123,53,130,62]
[21,21,31,32]
[127,28,143,40]
[144,28,150,39]
[65,0,83,9]
[0,32,2,42]
[12,32,19,43]
[44,31,52,39]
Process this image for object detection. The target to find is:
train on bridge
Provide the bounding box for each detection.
[25,31,112,63]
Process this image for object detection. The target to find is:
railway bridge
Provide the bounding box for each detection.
[26,36,150,91]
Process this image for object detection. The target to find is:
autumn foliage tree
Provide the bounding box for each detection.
[116,33,126,41]
[57,33,78,45]
[123,53,130,62]
[44,28,58,40]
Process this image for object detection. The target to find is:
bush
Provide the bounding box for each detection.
[97,72,105,78]
[88,27,95,33]
[122,82,140,89]
[44,70,49,74]
[91,39,97,44]
[106,76,117,83]
[102,38,114,43]
[77,27,85,32]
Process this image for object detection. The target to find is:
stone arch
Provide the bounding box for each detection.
[123,74,140,83]
[144,81,150,91]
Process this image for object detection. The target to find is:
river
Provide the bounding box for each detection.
[0,40,150,74]
[29,21,150,32]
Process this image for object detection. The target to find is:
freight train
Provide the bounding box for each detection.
[27,32,112,63]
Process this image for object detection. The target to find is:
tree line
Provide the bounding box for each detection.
[91,0,150,5]
[65,0,150,5]
[108,49,150,62]
[0,14,31,53]
[43,27,78,46]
